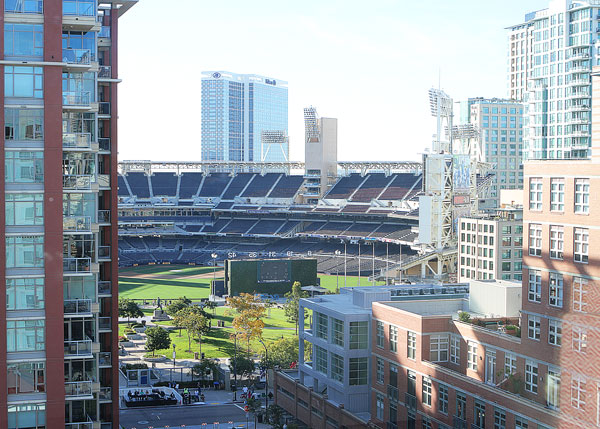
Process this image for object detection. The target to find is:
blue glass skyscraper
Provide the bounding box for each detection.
[201,71,288,162]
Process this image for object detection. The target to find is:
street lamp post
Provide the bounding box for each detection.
[233,333,238,402]
[211,253,218,282]
[172,344,176,368]
[334,250,341,291]
[258,339,269,411]
[342,240,347,288]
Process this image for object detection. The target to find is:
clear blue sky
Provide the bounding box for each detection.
[117,0,549,163]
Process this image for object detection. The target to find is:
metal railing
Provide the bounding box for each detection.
[98,137,111,151]
[98,65,111,78]
[64,298,92,315]
[62,48,93,65]
[453,416,467,429]
[63,0,97,16]
[98,245,111,259]
[63,91,91,106]
[97,174,110,188]
[99,25,111,38]
[98,281,111,296]
[99,102,111,115]
[387,385,398,402]
[5,0,43,13]
[98,316,111,330]
[63,132,92,149]
[99,386,111,401]
[98,210,110,223]
[65,381,93,397]
[99,352,111,367]
[63,257,92,273]
[65,415,93,429]
[63,175,92,190]
[404,392,416,410]
[63,216,92,232]
[64,339,92,357]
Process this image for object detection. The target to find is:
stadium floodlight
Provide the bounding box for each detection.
[428,88,453,117]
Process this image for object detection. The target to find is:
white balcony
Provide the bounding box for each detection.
[63,216,92,233]
[63,132,92,150]
[63,174,92,190]
[65,381,93,399]
[63,257,92,274]
[64,338,93,358]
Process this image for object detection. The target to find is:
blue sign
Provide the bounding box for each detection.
[212,72,221,79]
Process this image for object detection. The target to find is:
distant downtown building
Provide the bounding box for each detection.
[201,71,288,163]
[459,98,524,208]
[508,0,598,160]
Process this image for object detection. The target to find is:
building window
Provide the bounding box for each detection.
[571,377,586,410]
[407,331,416,359]
[422,377,432,406]
[6,235,44,268]
[349,357,367,385]
[314,345,327,374]
[5,193,43,226]
[525,360,538,394]
[349,321,368,349]
[450,335,460,365]
[549,273,563,308]
[529,177,543,210]
[528,315,540,340]
[376,357,384,384]
[467,341,478,371]
[528,270,541,303]
[7,361,45,394]
[330,353,343,382]
[376,392,384,420]
[547,369,560,410]
[4,24,43,58]
[528,224,542,256]
[389,363,398,388]
[573,326,587,353]
[315,312,328,339]
[4,66,43,98]
[574,178,589,214]
[574,228,589,263]
[422,417,432,429]
[331,318,344,347]
[429,335,449,362]
[456,391,466,419]
[549,226,564,259]
[6,319,44,352]
[474,401,486,428]
[548,319,562,346]
[438,384,448,414]
[515,417,528,429]
[8,403,46,429]
[6,278,44,310]
[376,321,384,348]
[5,151,44,183]
[550,178,564,211]
[389,325,398,352]
[494,408,506,429]
[573,277,588,312]
[5,108,44,140]
[389,402,397,426]
[504,353,516,376]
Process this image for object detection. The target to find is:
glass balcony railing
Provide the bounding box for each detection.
[98,65,111,78]
[64,175,92,190]
[99,102,111,115]
[99,386,111,401]
[63,91,91,106]
[65,381,92,398]
[63,216,92,232]
[65,415,93,429]
[63,132,92,149]
[64,339,92,357]
[63,0,97,16]
[98,246,111,259]
[98,281,111,296]
[99,352,111,367]
[99,25,111,38]
[98,137,111,151]
[98,317,111,331]
[62,48,93,65]
[98,210,110,223]
[5,0,43,14]
[64,298,92,315]
[97,174,110,188]
[63,257,92,273]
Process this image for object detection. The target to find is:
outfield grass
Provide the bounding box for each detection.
[318,273,384,291]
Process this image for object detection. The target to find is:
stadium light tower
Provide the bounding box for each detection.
[211,253,218,283]
[428,88,454,154]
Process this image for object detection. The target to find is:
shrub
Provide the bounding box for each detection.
[458,311,471,323]
[122,363,148,370]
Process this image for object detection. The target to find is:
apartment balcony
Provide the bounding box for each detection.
[63,91,93,110]
[453,416,467,429]
[566,92,590,100]
[98,210,110,224]
[565,117,588,125]
[98,137,111,152]
[62,48,94,68]
[570,39,589,48]
[64,298,97,317]
[387,385,399,403]
[566,104,590,112]
[567,130,590,138]
[63,216,92,233]
[97,174,110,189]
[570,139,590,149]
[570,65,592,73]
[64,338,93,358]
[98,102,111,117]
[98,316,111,332]
[570,51,590,60]
[99,25,111,38]
[65,381,93,400]
[99,386,112,402]
[64,257,92,274]
[98,245,111,261]
[98,352,111,367]
[304,182,321,188]
[63,132,92,150]
[98,65,112,80]
[5,0,43,13]
[404,392,416,410]
[63,0,100,32]
[98,280,112,297]
[65,415,93,429]
[63,174,92,191]
[568,79,590,87]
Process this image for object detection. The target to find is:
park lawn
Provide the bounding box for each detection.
[211,306,294,329]
[317,274,384,291]
[118,276,221,300]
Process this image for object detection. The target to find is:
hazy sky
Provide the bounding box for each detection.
[117,0,549,163]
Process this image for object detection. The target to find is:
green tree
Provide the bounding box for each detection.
[175,306,210,353]
[259,337,298,369]
[228,355,255,378]
[192,358,218,383]
[118,298,144,326]
[246,396,263,426]
[145,326,171,357]
[283,281,308,334]
[265,404,285,428]
[227,293,266,355]
[204,300,218,316]
[167,296,191,316]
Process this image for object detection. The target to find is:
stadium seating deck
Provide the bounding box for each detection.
[268,175,304,198]
[179,172,204,199]
[150,173,178,197]
[222,173,255,199]
[350,173,393,202]
[247,220,286,235]
[198,173,232,197]
[118,175,130,197]
[202,219,230,233]
[324,173,365,199]
[125,173,151,198]
[379,173,421,200]
[241,173,280,197]
[220,219,257,234]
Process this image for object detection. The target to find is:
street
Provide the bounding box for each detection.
[120,404,252,428]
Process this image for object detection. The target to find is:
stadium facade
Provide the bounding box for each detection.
[201,71,289,163]
[0,1,135,427]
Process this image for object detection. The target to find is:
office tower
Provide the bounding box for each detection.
[508,0,599,160]
[459,98,524,209]
[303,106,338,204]
[201,71,288,163]
[1,0,135,427]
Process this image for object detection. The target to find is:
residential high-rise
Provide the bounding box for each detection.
[201,71,288,163]
[0,1,135,427]
[508,0,599,160]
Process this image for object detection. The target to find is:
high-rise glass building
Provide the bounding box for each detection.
[201,71,288,163]
[0,0,135,428]
[508,0,599,161]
